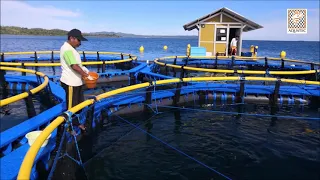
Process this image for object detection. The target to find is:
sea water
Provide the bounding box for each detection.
[1,35,319,62]
[1,35,319,180]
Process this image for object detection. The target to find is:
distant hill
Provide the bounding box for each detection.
[89,31,138,37]
[0,26,120,37]
[0,26,197,38]
[90,31,198,38]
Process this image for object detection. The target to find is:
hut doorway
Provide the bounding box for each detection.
[228,28,241,55]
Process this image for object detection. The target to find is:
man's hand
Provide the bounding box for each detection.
[82,66,90,74]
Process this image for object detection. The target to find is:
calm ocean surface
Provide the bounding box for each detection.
[1,35,320,180]
[1,34,319,62]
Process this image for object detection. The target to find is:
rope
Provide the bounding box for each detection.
[113,114,233,180]
[75,113,82,126]
[153,105,320,121]
[68,113,90,180]
[70,121,83,165]
[47,124,67,180]
[46,112,88,179]
[83,112,158,166]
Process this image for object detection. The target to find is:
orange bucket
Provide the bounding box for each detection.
[83,72,99,89]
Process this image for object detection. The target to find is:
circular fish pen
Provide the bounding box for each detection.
[148,56,320,106]
[0,52,319,180]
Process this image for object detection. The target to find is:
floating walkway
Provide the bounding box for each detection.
[0,51,319,180]
[154,56,319,76]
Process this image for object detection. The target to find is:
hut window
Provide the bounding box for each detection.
[216,28,227,41]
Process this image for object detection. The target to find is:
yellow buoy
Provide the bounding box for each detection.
[280,51,286,59]
[250,45,254,53]
[186,44,191,56]
[139,46,144,52]
[163,45,168,50]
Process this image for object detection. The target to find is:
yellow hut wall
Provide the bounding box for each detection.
[222,15,238,23]
[215,43,227,54]
[199,42,214,55]
[199,24,215,54]
[200,24,215,41]
[204,15,220,23]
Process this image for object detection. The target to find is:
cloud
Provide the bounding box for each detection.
[0,0,207,36]
[1,1,318,39]
[0,1,87,31]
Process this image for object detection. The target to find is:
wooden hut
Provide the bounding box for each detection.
[183,7,263,56]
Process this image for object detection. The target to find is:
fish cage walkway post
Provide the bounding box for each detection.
[0,67,8,99]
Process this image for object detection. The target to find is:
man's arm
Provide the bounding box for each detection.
[81,65,90,74]
[63,50,89,78]
[71,64,89,77]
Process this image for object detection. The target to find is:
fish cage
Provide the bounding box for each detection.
[0,52,319,180]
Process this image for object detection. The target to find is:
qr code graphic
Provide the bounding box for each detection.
[287,9,307,34]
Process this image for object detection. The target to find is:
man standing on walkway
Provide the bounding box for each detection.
[60,29,93,131]
[229,36,239,56]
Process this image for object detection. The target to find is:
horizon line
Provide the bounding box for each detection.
[1,34,319,42]
[1,26,319,42]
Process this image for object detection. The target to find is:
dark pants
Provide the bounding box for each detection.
[61,82,85,126]
[60,82,84,110]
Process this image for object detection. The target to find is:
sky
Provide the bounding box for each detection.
[1,0,319,41]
